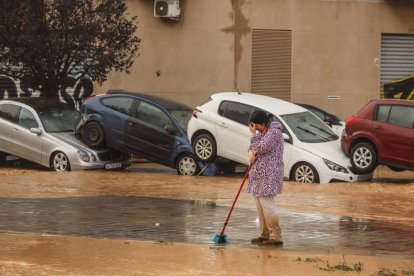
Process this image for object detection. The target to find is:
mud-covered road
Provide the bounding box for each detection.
[0,161,413,275]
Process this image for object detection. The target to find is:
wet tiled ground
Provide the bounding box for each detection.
[0,195,413,258]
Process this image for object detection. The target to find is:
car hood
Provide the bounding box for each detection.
[298,139,352,167]
[50,132,90,151]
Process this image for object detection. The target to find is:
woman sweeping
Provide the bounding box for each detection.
[248,110,284,246]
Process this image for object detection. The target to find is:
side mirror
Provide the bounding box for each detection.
[282,133,290,141]
[324,119,333,127]
[30,128,42,135]
[164,125,177,135]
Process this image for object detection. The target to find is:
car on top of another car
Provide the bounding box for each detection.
[0,97,131,171]
[187,92,372,184]
[75,90,200,176]
[296,103,345,137]
[341,98,414,174]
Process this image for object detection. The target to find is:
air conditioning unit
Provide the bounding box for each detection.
[154,0,180,19]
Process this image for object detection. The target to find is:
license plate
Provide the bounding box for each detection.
[105,162,122,169]
[357,174,372,181]
[235,166,247,173]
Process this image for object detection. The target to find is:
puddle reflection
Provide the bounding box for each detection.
[0,195,413,258]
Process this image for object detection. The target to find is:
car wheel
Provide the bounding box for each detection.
[176,154,200,176]
[82,121,106,149]
[193,134,217,162]
[350,142,377,174]
[292,162,319,183]
[51,152,70,171]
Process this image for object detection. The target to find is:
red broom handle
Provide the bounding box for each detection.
[220,163,253,235]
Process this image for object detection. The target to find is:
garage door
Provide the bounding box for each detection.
[251,29,292,101]
[381,34,414,100]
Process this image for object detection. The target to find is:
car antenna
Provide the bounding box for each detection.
[235,81,241,95]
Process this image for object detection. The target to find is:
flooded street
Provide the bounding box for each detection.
[0,161,413,275]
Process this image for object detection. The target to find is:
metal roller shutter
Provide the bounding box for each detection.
[251,29,292,101]
[381,34,414,100]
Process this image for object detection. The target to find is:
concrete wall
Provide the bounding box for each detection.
[100,0,414,120]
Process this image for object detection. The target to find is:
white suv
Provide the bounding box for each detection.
[187,92,371,183]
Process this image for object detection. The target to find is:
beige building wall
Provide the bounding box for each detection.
[100,0,414,120]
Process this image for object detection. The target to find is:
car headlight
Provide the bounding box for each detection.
[91,154,97,162]
[77,150,90,162]
[323,159,348,174]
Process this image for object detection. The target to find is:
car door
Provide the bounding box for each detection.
[373,104,414,165]
[0,103,20,153]
[215,101,255,164]
[124,100,176,164]
[10,106,42,162]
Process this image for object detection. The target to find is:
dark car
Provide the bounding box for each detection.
[75,90,200,175]
[341,99,414,174]
[296,103,344,136]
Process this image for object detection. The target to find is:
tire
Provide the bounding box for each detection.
[82,121,106,149]
[192,134,217,162]
[176,154,200,176]
[292,162,319,183]
[350,142,377,174]
[51,152,71,171]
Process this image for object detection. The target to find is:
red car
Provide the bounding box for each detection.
[341,99,414,174]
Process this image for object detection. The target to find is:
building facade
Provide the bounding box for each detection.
[2,0,411,120]
[99,0,414,120]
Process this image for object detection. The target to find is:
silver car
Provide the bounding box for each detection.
[0,98,131,171]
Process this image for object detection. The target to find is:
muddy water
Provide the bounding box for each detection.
[0,162,413,259]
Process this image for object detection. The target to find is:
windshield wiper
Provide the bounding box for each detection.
[310,124,338,139]
[296,126,330,142]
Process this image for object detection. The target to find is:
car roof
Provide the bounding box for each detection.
[107,90,192,110]
[210,92,306,115]
[368,98,414,106]
[1,97,73,111]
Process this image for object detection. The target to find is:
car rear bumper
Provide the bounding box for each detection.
[341,130,352,156]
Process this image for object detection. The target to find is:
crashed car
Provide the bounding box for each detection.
[187,92,372,184]
[0,97,131,171]
[75,90,200,176]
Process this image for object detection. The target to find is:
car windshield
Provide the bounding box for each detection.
[169,109,192,131]
[38,108,80,133]
[281,111,338,143]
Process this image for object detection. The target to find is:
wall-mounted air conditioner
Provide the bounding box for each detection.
[154,0,180,19]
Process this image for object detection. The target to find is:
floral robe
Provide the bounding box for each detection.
[247,121,284,196]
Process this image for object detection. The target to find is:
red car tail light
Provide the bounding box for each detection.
[192,108,202,118]
[345,116,363,128]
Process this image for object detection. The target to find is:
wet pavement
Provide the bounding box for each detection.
[0,161,413,260]
[0,195,413,258]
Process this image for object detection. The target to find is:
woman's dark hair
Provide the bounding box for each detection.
[249,110,270,125]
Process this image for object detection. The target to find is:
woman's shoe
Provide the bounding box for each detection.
[261,239,283,246]
[251,237,269,243]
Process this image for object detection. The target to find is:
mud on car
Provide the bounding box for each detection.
[75,90,200,176]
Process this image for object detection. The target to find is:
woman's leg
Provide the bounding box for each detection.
[257,196,282,241]
[254,196,270,239]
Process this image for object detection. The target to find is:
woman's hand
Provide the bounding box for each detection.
[248,150,257,164]
[249,122,256,135]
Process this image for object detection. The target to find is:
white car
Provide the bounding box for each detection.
[187,92,371,184]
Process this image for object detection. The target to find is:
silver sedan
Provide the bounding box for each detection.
[0,98,131,171]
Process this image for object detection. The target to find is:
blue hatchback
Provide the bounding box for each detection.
[75,90,200,175]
